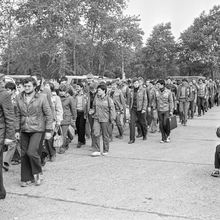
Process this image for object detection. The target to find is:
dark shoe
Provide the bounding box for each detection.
[0,194,6,199]
[136,134,143,138]
[58,148,65,154]
[3,162,9,172]
[128,140,135,144]
[41,158,47,167]
[0,188,6,199]
[21,180,34,187]
[211,169,220,177]
[143,136,147,141]
[115,135,123,139]
[77,143,81,148]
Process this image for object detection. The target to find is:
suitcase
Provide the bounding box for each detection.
[167,115,177,130]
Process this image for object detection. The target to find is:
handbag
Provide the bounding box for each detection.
[167,115,177,130]
[53,125,63,149]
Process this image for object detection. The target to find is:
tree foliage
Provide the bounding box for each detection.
[0,0,144,78]
[1,2,220,79]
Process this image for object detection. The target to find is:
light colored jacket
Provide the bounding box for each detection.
[93,95,116,123]
[156,88,174,112]
[16,92,53,132]
[51,92,63,125]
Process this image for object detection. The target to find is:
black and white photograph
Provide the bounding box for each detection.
[0,0,220,219]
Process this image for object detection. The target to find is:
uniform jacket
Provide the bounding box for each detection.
[177,84,191,102]
[128,86,148,111]
[148,87,157,109]
[155,88,174,112]
[197,83,207,98]
[188,85,197,102]
[93,94,116,123]
[15,92,53,133]
[60,95,76,125]
[0,87,15,142]
[109,89,126,112]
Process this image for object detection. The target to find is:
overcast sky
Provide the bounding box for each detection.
[125,0,220,41]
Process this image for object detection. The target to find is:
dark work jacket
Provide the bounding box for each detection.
[0,87,15,145]
[128,86,148,111]
[60,95,77,125]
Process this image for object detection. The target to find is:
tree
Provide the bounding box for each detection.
[178,5,220,78]
[142,22,178,79]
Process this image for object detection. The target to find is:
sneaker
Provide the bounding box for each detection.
[165,137,171,143]
[34,174,41,186]
[11,160,21,165]
[160,140,165,143]
[21,180,34,187]
[58,148,65,154]
[91,151,101,157]
[211,169,220,177]
[103,152,108,156]
[3,163,9,172]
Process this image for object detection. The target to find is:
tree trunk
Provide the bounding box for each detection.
[121,47,125,79]
[7,0,15,75]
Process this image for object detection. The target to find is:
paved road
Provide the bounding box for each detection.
[1,107,220,220]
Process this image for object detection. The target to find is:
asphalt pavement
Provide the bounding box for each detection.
[1,106,220,220]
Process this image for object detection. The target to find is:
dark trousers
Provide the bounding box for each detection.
[158,111,170,141]
[188,101,195,118]
[20,132,44,182]
[197,96,205,116]
[45,137,56,159]
[214,145,220,169]
[76,111,86,144]
[115,113,124,136]
[146,110,152,126]
[88,114,95,148]
[129,108,147,141]
[0,128,6,198]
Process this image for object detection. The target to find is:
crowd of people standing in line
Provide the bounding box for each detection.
[0,73,220,199]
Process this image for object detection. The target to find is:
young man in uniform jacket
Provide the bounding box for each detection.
[0,74,15,198]
[127,77,148,144]
[155,80,174,143]
[196,78,207,116]
[177,79,191,126]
